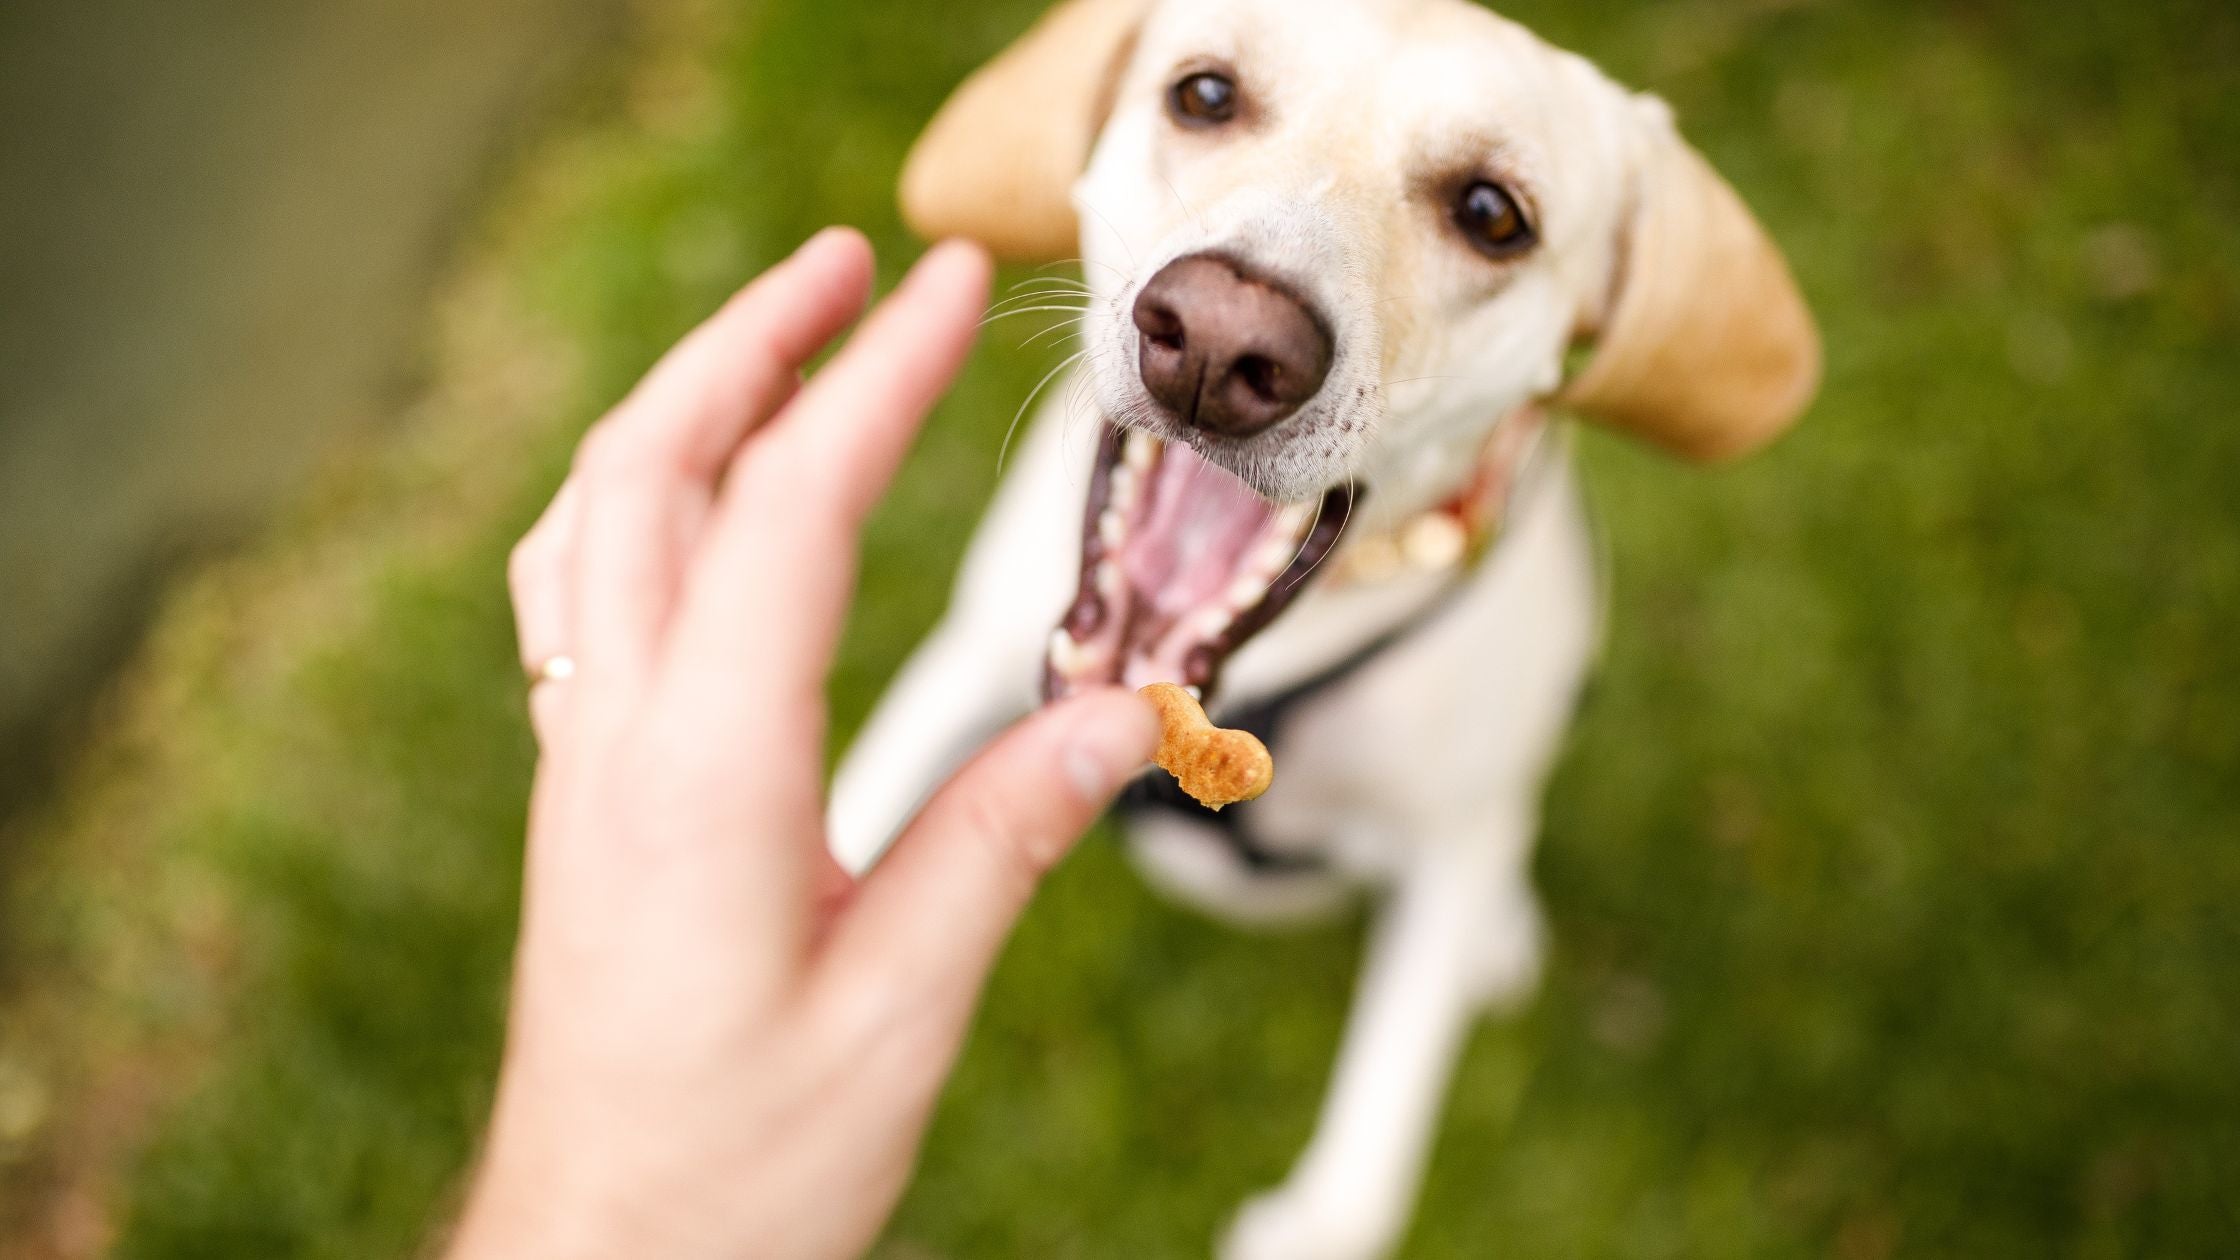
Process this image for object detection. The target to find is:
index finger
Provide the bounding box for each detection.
[664,241,994,733]
[628,241,992,964]
[564,228,877,704]
[595,226,877,485]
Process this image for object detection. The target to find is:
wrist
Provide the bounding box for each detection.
[443,1142,651,1260]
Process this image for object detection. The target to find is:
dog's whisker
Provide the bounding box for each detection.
[1325,486,1357,560]
[1021,319,1085,351]
[985,307,1089,331]
[1003,279,1092,299]
[1283,491,1329,576]
[1022,328,1085,353]
[1039,257,1133,284]
[997,290,1090,309]
[1074,196,1140,270]
[1381,374,1488,388]
[979,304,1093,329]
[1068,369,1103,446]
[1160,172,1208,236]
[1056,364,1098,499]
[985,299,1089,320]
[992,280,1089,299]
[989,287,1090,303]
[984,291,1091,315]
[999,348,1090,476]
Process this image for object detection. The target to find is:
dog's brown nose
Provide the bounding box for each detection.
[1132,254,1333,439]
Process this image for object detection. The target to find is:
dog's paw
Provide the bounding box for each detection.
[1219,1184,1404,1260]
[1123,816,1355,928]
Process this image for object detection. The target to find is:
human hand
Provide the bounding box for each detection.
[445,229,1159,1260]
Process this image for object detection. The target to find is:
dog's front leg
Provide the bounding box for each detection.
[828,403,1089,874]
[826,612,1034,873]
[1223,816,1543,1260]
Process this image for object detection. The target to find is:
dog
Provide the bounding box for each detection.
[830,1,1819,1255]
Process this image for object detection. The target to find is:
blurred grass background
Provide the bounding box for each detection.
[3,0,2237,1255]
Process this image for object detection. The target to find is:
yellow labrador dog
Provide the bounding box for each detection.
[831,0,1818,1254]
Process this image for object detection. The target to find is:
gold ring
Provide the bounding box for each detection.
[528,654,578,687]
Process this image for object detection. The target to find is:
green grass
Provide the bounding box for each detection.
[6,0,2240,1255]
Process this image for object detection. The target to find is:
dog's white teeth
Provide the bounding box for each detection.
[1402,513,1468,571]
[1225,572,1273,610]
[1123,430,1159,472]
[1249,529,1303,579]
[1049,628,1094,675]
[1095,558,1125,600]
[1186,605,1234,641]
[1274,502,1315,535]
[1109,461,1138,512]
[1098,507,1127,549]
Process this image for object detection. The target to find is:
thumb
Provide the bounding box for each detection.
[811,689,1158,1031]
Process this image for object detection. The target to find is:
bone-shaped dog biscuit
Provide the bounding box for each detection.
[1139,683,1274,810]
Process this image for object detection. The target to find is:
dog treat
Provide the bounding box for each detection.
[1139,683,1274,810]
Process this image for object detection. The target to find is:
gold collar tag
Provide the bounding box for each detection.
[1326,405,1549,586]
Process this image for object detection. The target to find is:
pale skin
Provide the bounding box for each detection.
[444,228,1160,1260]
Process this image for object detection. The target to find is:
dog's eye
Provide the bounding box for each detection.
[1168,71,1239,128]
[1453,181,1535,258]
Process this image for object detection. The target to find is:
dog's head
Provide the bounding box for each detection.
[903,0,1820,696]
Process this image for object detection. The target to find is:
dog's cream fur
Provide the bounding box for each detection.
[832,2,1818,1255]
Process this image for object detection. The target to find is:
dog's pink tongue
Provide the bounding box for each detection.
[1122,442,1277,617]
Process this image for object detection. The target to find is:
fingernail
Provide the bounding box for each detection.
[1062,695,1161,802]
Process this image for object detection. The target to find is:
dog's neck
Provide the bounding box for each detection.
[1327,404,1550,587]
[1209,402,1556,707]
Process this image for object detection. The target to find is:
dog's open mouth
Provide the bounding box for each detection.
[1044,425,1355,702]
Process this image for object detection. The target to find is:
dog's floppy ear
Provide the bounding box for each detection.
[900,0,1149,262]
[1560,99,1821,461]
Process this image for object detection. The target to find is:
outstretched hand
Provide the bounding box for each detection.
[446,229,1158,1260]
